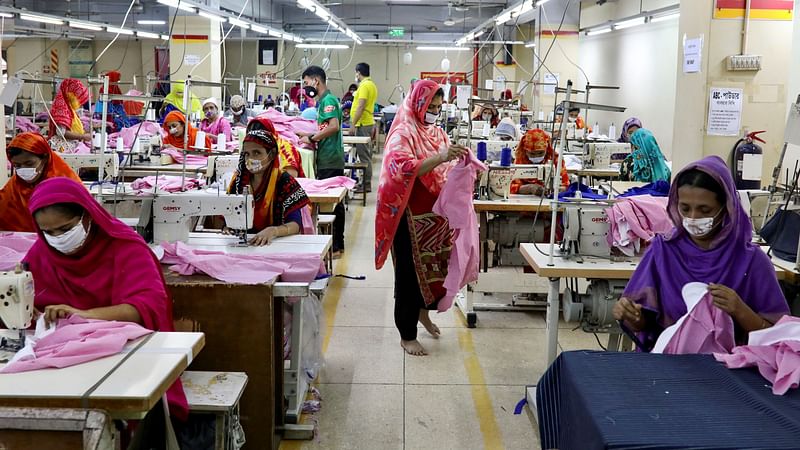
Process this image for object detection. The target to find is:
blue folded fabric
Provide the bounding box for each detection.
[618,180,671,197]
[558,182,607,201]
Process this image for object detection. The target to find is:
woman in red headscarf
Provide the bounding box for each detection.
[225,117,309,246]
[94,70,135,131]
[162,110,212,151]
[0,132,82,231]
[375,80,469,357]
[510,129,569,196]
[22,176,188,420]
[49,78,91,143]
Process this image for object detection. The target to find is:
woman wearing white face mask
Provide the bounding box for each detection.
[0,132,82,232]
[162,110,212,152]
[510,129,569,196]
[224,118,310,246]
[613,156,789,351]
[199,97,232,145]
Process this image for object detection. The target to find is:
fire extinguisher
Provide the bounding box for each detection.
[730,130,766,190]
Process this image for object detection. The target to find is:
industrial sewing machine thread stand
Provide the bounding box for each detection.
[0,264,35,353]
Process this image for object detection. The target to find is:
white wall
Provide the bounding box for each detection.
[578,18,680,157]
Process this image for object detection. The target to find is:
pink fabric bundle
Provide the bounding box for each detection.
[107,121,163,149]
[131,175,205,194]
[715,315,800,395]
[15,117,39,133]
[0,232,37,270]
[160,147,209,165]
[0,315,152,374]
[605,195,671,257]
[296,176,356,193]
[159,241,322,284]
[653,282,735,355]
[431,152,487,312]
[256,109,318,150]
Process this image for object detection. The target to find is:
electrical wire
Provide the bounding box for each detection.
[593,333,608,351]
[541,3,590,86]
[167,4,187,76]
[188,0,253,77]
[89,0,137,74]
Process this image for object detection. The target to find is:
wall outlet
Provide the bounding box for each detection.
[727,54,762,71]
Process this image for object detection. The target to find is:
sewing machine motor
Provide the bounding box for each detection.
[563,279,627,333]
[0,264,35,352]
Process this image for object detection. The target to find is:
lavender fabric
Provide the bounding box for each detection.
[0,232,37,270]
[618,117,642,143]
[623,156,789,350]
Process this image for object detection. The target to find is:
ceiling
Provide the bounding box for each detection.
[0,0,581,42]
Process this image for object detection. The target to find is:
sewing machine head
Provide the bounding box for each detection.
[152,191,255,243]
[0,264,34,352]
[61,154,120,178]
[561,202,612,259]
[483,164,553,200]
[583,142,632,170]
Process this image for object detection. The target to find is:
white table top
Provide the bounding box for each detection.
[0,331,204,419]
[307,186,347,205]
[184,232,331,258]
[473,196,556,213]
[343,135,371,145]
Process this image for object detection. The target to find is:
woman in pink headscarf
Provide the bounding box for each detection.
[23,177,188,421]
[375,80,469,356]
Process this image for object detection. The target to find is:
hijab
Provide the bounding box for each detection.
[618,117,643,143]
[163,80,202,115]
[628,128,671,182]
[0,133,82,232]
[99,70,123,105]
[162,110,212,150]
[49,78,90,137]
[510,129,569,193]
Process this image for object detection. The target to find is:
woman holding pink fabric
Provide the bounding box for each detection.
[199,97,232,145]
[375,80,469,356]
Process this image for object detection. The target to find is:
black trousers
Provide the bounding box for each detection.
[317,168,346,252]
[393,213,438,341]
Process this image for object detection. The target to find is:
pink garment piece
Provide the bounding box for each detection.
[15,117,39,133]
[199,117,233,142]
[714,315,800,395]
[300,206,315,235]
[107,121,163,149]
[160,147,209,165]
[159,241,322,284]
[130,175,205,194]
[431,152,487,312]
[0,232,37,270]
[257,109,318,150]
[0,315,152,374]
[653,283,735,355]
[605,195,671,256]
[296,176,356,193]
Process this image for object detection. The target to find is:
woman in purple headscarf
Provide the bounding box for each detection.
[618,117,642,143]
[613,156,789,350]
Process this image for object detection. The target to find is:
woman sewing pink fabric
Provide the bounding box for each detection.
[23,177,188,420]
[199,97,232,144]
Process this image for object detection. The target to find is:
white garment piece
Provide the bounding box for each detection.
[652,282,708,354]
[747,319,800,347]
[7,315,56,365]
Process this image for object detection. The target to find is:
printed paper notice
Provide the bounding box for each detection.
[543,73,559,95]
[184,54,201,66]
[707,87,743,136]
[484,79,494,91]
[683,37,702,73]
[741,153,763,181]
[456,85,471,109]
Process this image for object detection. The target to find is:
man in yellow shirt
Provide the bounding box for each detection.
[350,62,378,192]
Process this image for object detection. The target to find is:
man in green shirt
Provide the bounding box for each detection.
[349,62,378,192]
[298,65,346,256]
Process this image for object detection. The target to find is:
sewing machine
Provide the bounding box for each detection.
[206,155,241,182]
[561,201,613,259]
[61,153,120,178]
[563,279,628,333]
[458,139,520,163]
[151,191,255,243]
[480,164,553,201]
[583,142,631,170]
[0,264,35,352]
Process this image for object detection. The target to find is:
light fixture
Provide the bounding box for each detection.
[525,41,535,48]
[388,0,422,2]
[441,57,450,71]
[198,10,226,23]
[495,11,512,24]
[417,46,471,51]
[20,13,64,25]
[650,11,679,23]
[0,12,13,18]
[70,20,103,31]
[228,17,251,29]
[315,9,331,21]
[297,43,350,49]
[535,0,552,5]
[403,52,412,65]
[251,24,269,33]
[138,19,167,25]
[614,17,646,30]
[297,0,316,10]
[293,36,304,43]
[107,26,134,35]
[586,26,612,36]
[137,31,161,39]
[160,34,170,40]
[268,29,281,37]
[474,29,485,38]
[157,0,197,13]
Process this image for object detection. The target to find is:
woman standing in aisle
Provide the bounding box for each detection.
[375,80,469,356]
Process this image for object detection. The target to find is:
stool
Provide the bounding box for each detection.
[317,214,336,273]
[345,162,368,207]
[181,371,248,450]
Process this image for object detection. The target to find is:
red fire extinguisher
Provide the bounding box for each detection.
[731,130,766,190]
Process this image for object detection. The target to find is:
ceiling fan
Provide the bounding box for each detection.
[443,3,470,26]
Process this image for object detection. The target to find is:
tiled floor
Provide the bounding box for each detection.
[280,155,604,450]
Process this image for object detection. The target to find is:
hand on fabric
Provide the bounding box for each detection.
[43,304,85,326]
[82,132,92,142]
[249,227,278,246]
[221,226,236,235]
[443,144,468,162]
[612,298,645,331]
[518,184,544,196]
[299,136,312,145]
[708,283,747,317]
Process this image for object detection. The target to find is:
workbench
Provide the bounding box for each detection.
[342,135,371,145]
[119,162,207,180]
[0,331,204,419]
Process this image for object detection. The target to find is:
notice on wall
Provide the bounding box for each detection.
[184,54,201,66]
[484,79,494,91]
[456,85,471,109]
[683,37,703,73]
[707,87,744,136]
[262,50,274,66]
[543,72,559,95]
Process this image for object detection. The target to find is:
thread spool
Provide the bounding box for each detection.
[476,141,487,162]
[500,147,512,167]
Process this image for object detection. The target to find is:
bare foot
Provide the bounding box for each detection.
[418,309,441,339]
[401,339,428,356]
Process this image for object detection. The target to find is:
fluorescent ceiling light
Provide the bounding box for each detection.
[535,0,552,5]
[495,11,512,24]
[297,43,349,49]
[107,26,134,35]
[268,29,281,37]
[586,26,612,36]
[228,17,251,29]
[474,30,485,38]
[137,31,161,39]
[388,0,422,2]
[157,0,196,13]
[315,9,330,21]
[20,14,63,25]
[293,36,304,43]
[198,10,226,22]
[650,11,679,23]
[251,24,269,33]
[417,46,471,51]
[0,12,13,18]
[614,17,646,30]
[138,19,167,25]
[70,20,104,31]
[297,0,316,10]
[160,34,170,40]
[525,41,535,48]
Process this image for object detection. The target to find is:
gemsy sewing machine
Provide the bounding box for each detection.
[561,200,614,259]
[479,164,553,201]
[61,153,120,178]
[151,191,255,243]
[582,142,632,170]
[0,264,35,352]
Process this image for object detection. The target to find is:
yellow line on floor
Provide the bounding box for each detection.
[458,329,505,450]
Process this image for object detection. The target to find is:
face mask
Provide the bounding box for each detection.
[232,108,243,116]
[482,113,492,121]
[355,75,360,84]
[246,156,269,173]
[528,155,545,164]
[44,217,90,255]
[682,209,722,237]
[568,117,577,123]
[169,125,181,136]
[304,85,318,98]
[205,109,216,119]
[424,112,438,125]
[15,165,39,182]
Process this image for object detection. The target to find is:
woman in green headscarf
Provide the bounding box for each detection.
[620,128,671,183]
[159,80,202,122]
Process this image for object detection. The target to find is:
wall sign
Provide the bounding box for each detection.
[707,87,744,136]
[683,36,703,73]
